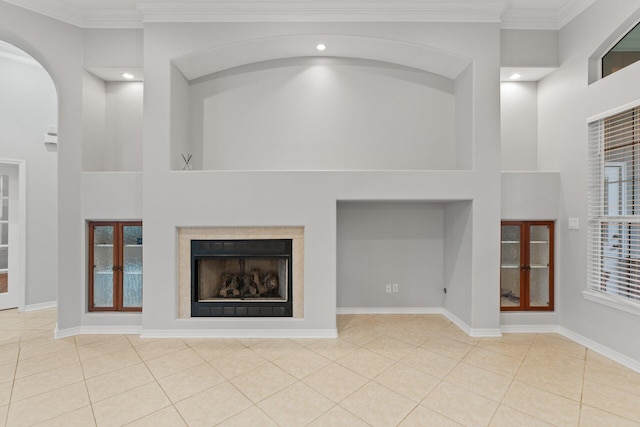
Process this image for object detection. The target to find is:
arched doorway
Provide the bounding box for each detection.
[0,40,58,311]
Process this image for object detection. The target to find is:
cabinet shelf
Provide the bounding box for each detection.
[94,244,113,247]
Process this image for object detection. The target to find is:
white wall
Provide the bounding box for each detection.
[337,201,445,309]
[1,2,86,330]
[501,30,559,68]
[538,0,640,361]
[501,81,538,171]
[443,201,473,325]
[0,46,58,306]
[191,57,455,171]
[83,71,106,171]
[104,82,143,172]
[501,172,559,220]
[83,79,143,172]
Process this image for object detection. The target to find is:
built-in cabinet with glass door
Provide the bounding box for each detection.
[500,221,554,311]
[88,221,142,312]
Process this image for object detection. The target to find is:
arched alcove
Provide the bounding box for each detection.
[170,34,473,171]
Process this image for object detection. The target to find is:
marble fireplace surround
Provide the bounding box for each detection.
[178,227,304,319]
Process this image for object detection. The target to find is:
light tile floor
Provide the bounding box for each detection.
[1,309,640,426]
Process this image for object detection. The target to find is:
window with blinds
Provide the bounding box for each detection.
[588,106,640,302]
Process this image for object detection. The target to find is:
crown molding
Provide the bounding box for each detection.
[3,0,597,29]
[3,0,142,28]
[501,0,596,30]
[558,0,597,29]
[137,1,508,24]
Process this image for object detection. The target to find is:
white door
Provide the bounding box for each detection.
[0,164,18,310]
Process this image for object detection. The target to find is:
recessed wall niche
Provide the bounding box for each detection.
[82,70,143,172]
[171,51,473,171]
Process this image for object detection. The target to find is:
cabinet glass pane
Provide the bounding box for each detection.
[1,198,7,221]
[501,226,520,267]
[0,223,7,246]
[0,175,8,197]
[530,267,550,307]
[0,247,7,270]
[93,226,114,307]
[123,225,142,308]
[501,268,521,307]
[530,226,550,267]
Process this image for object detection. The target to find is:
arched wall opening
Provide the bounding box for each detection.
[0,40,58,310]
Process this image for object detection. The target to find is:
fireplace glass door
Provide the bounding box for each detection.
[191,239,293,317]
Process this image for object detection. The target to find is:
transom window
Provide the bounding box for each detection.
[588,106,640,302]
[602,22,640,78]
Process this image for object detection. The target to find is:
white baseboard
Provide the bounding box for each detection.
[55,324,143,339]
[140,328,338,339]
[558,326,640,373]
[24,301,57,312]
[501,324,559,333]
[500,323,640,373]
[337,307,443,315]
[442,309,503,338]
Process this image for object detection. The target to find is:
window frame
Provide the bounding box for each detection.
[587,104,640,310]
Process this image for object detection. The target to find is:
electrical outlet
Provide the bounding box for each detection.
[392,283,398,293]
[386,284,392,293]
[568,218,579,230]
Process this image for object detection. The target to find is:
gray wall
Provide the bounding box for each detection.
[190,57,456,171]
[337,201,445,309]
[538,0,640,360]
[501,81,538,171]
[0,43,58,307]
[443,201,472,325]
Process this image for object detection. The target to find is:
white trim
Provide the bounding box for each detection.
[558,326,640,373]
[0,159,26,312]
[54,324,143,339]
[587,99,640,123]
[582,290,640,317]
[140,328,338,339]
[336,307,443,315]
[24,300,56,312]
[442,308,503,338]
[501,324,559,333]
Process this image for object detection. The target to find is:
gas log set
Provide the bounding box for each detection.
[218,269,279,298]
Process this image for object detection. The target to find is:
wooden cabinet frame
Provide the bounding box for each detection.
[501,220,554,312]
[88,221,142,312]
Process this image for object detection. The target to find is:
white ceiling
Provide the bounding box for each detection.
[3,0,597,29]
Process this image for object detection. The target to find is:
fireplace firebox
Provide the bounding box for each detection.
[191,239,293,317]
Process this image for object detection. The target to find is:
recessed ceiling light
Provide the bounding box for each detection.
[316,43,326,51]
[122,72,134,79]
[510,73,521,80]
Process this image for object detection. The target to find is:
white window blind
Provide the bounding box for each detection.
[588,106,640,301]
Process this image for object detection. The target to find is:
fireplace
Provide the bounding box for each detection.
[191,239,293,317]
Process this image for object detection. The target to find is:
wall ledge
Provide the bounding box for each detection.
[582,290,640,317]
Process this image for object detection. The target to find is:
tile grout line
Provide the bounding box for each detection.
[129,336,191,426]
[2,339,19,427]
[73,335,99,427]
